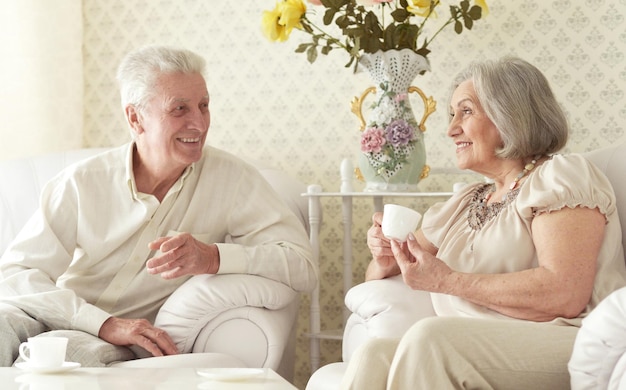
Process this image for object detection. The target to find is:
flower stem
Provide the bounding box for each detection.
[303,15,352,53]
[424,17,455,47]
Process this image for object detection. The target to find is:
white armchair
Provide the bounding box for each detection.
[306,142,626,389]
[0,148,310,381]
[568,142,626,389]
[306,276,436,389]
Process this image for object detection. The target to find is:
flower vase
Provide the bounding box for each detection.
[353,49,436,192]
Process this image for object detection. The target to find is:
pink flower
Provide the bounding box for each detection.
[307,0,323,5]
[394,93,408,103]
[360,127,387,153]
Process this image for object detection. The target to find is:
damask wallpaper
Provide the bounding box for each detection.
[80,1,626,388]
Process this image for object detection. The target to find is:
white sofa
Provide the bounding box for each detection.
[568,143,626,389]
[306,142,626,389]
[0,147,310,381]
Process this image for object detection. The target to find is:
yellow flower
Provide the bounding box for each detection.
[407,0,439,18]
[261,0,307,42]
[261,0,488,67]
[475,0,489,16]
[262,5,289,42]
[279,0,307,31]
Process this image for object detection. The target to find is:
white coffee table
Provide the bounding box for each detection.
[0,366,297,389]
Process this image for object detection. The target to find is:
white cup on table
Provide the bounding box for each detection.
[18,336,68,368]
[381,204,422,242]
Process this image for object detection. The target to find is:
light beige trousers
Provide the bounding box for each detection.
[0,303,135,367]
[340,316,578,390]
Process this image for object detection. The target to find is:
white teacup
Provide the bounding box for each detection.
[381,204,422,242]
[18,337,68,368]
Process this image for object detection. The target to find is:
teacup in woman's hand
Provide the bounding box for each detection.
[381,204,422,242]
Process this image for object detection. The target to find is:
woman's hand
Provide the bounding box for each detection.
[390,232,453,292]
[389,207,604,322]
[365,212,401,280]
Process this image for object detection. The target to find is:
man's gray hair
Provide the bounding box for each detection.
[116,45,207,111]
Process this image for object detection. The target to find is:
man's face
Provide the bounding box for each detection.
[133,72,210,171]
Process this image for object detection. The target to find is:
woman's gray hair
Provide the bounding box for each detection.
[116,45,207,111]
[449,56,568,159]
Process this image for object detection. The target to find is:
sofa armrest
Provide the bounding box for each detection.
[192,300,299,380]
[342,274,436,361]
[569,286,626,389]
[154,274,298,353]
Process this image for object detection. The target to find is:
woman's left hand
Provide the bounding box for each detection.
[390,232,453,292]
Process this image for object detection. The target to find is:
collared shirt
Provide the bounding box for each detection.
[0,143,316,336]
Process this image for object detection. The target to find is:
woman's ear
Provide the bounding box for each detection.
[125,105,143,136]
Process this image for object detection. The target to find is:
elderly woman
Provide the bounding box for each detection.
[342,57,626,389]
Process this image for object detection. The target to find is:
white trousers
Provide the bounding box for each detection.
[341,316,578,390]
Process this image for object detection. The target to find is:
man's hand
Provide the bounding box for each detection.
[146,233,219,279]
[98,317,179,357]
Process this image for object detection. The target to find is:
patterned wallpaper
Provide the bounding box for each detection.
[82,1,626,388]
[0,0,83,160]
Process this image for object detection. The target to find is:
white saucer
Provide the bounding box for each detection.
[196,368,265,381]
[15,361,81,374]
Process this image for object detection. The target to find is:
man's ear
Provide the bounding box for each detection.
[125,105,144,136]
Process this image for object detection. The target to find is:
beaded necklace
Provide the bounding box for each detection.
[483,155,541,204]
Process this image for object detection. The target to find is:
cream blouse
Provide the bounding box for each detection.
[421,153,626,326]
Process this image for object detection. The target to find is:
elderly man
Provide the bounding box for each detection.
[0,45,316,366]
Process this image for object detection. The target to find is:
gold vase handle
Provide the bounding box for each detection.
[350,86,437,132]
[350,86,376,131]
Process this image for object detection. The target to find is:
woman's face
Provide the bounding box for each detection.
[447,79,503,175]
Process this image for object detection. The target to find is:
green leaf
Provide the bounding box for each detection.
[391,8,410,23]
[454,20,463,34]
[322,0,346,10]
[323,8,337,26]
[295,43,311,53]
[460,0,469,12]
[468,5,482,20]
[364,11,383,35]
[395,23,418,50]
[336,14,350,29]
[383,24,395,50]
[345,55,356,70]
[307,46,318,63]
[464,17,474,30]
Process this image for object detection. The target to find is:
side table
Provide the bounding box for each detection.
[302,186,453,373]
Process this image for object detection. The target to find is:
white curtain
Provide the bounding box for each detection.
[0,0,83,161]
